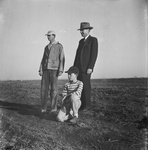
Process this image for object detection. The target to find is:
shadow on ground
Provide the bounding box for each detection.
[0,100,57,121]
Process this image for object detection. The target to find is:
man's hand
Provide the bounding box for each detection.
[39,70,43,76]
[87,68,93,74]
[58,71,63,76]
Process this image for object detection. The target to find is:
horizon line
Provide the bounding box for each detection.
[0,77,147,81]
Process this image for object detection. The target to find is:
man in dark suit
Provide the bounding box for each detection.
[74,22,98,111]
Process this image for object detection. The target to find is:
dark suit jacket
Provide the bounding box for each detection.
[74,35,98,73]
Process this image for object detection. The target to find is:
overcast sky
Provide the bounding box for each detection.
[0,0,147,80]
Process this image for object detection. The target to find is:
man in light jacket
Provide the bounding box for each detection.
[39,30,65,113]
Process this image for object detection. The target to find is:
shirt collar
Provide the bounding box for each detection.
[85,34,90,40]
[49,40,58,45]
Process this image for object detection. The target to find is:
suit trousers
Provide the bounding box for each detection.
[78,72,91,110]
[41,69,58,110]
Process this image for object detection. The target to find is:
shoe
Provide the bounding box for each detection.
[79,106,86,111]
[70,116,78,124]
[56,117,64,122]
[80,107,91,112]
[82,109,88,112]
[41,109,46,113]
[50,109,57,113]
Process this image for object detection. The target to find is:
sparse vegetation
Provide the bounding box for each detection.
[0,78,147,150]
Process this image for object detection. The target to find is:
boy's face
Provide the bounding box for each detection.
[68,73,77,82]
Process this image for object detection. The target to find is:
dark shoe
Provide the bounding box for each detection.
[70,116,78,124]
[79,106,89,111]
[79,108,87,112]
[80,106,91,112]
[79,106,85,111]
[41,109,47,113]
[50,108,57,113]
[82,109,88,112]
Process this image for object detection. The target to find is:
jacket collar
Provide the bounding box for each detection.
[49,40,58,45]
[83,35,91,45]
[84,34,90,40]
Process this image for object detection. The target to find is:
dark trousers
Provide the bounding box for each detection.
[78,72,91,110]
[41,69,58,110]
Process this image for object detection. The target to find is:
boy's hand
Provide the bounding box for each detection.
[66,94,71,97]
[62,95,67,102]
[62,94,71,101]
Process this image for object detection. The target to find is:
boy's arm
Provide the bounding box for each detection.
[72,81,83,97]
[62,83,68,97]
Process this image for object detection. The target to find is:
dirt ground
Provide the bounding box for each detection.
[0,78,147,150]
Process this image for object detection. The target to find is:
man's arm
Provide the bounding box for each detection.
[39,64,43,76]
[58,44,65,76]
[38,49,46,76]
[88,37,98,71]
[74,41,81,67]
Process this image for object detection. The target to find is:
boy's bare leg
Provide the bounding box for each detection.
[71,94,81,118]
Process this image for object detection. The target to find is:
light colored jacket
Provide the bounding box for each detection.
[39,41,65,72]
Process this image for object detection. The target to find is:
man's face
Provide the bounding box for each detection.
[80,29,90,37]
[47,34,55,41]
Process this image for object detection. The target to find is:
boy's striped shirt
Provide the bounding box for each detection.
[63,80,83,98]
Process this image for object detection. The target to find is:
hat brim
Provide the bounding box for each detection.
[77,27,93,30]
[65,71,78,74]
[45,33,56,36]
[45,34,53,36]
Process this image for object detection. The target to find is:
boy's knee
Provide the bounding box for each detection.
[71,94,79,102]
[71,94,81,107]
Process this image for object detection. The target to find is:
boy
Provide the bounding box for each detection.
[57,66,83,123]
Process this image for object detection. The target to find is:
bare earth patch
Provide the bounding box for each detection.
[0,78,147,150]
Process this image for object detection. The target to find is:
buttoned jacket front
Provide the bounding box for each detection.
[39,42,65,72]
[74,35,98,73]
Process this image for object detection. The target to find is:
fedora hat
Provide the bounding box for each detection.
[77,22,93,30]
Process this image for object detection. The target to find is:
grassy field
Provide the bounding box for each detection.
[0,78,147,150]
